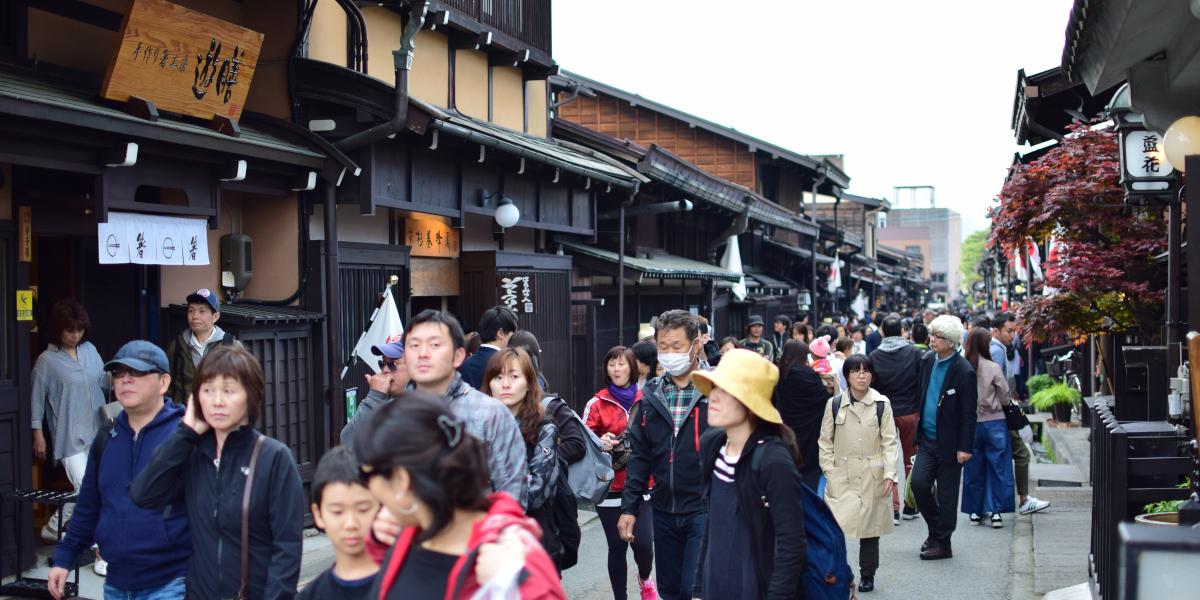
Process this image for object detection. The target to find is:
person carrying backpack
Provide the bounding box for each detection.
[691,349,808,600]
[818,354,900,594]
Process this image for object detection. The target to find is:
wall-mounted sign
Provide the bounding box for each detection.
[499,274,535,314]
[403,218,460,258]
[18,206,30,262]
[100,0,264,122]
[16,291,32,321]
[345,388,358,420]
[97,212,210,266]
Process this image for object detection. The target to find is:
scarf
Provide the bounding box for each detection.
[607,382,638,412]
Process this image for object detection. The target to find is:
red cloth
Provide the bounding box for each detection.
[368,493,565,600]
[583,388,649,492]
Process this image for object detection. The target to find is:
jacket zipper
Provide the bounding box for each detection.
[214,448,223,593]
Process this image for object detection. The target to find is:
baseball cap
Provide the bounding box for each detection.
[186,288,220,313]
[370,339,405,359]
[105,340,169,373]
[747,315,765,327]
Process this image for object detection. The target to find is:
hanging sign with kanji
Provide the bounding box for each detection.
[100,0,264,121]
[403,218,460,258]
[498,274,535,314]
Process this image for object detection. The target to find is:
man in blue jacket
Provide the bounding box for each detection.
[457,305,518,389]
[47,341,190,600]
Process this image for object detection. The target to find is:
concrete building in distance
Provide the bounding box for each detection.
[880,186,962,302]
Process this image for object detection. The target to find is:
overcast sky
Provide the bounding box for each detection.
[552,0,1076,239]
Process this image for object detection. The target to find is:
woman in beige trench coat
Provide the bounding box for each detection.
[818,353,900,594]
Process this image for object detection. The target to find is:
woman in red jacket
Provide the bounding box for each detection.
[584,346,657,600]
[352,391,564,600]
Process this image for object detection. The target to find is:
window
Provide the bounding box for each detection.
[930,273,946,283]
[906,245,921,256]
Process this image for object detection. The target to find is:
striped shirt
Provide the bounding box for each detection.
[661,377,697,433]
[31,342,107,463]
[714,442,741,483]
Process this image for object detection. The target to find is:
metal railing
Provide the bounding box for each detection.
[1088,399,1191,598]
[442,0,552,54]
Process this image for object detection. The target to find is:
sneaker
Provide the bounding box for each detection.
[894,510,900,526]
[902,506,920,520]
[94,557,108,576]
[40,524,60,543]
[991,513,1003,528]
[637,576,657,600]
[1019,497,1051,515]
[969,513,982,525]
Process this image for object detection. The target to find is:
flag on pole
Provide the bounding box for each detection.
[720,235,748,301]
[350,287,405,374]
[828,252,842,293]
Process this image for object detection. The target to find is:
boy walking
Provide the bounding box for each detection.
[295,447,380,600]
[47,341,191,600]
[165,289,241,404]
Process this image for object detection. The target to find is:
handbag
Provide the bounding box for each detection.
[1003,400,1030,431]
[607,402,640,472]
[542,398,613,508]
[230,436,266,600]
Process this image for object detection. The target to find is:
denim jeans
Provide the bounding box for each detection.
[961,420,1016,515]
[103,577,186,600]
[652,509,706,600]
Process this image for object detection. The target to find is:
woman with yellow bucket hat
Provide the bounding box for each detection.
[689,349,808,600]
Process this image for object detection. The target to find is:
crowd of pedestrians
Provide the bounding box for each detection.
[31,289,1053,600]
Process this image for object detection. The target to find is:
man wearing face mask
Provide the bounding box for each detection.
[618,309,711,600]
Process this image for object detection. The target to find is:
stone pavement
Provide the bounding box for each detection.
[1031,423,1093,598]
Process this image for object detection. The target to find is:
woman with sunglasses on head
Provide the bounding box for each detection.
[482,348,563,565]
[354,392,565,600]
[818,354,899,594]
[131,346,304,600]
[691,349,807,600]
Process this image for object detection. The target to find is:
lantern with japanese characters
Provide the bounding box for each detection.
[1109,84,1181,204]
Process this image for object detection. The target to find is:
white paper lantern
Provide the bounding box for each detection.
[1164,115,1200,172]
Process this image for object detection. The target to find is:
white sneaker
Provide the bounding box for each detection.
[94,557,108,576]
[1019,497,1051,515]
[40,524,60,543]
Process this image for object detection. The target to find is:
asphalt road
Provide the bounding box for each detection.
[561,501,1017,600]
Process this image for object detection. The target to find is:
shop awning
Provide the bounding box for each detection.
[744,270,793,290]
[558,240,742,282]
[762,237,836,265]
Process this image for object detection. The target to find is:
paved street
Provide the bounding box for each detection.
[562,500,1024,600]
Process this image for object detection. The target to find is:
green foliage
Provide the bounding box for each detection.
[959,228,989,288]
[1026,374,1055,397]
[1030,382,1081,410]
[1143,480,1191,514]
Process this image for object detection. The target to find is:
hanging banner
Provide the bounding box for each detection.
[720,235,747,301]
[98,212,210,266]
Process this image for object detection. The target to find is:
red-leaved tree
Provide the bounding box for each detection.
[990,121,1167,344]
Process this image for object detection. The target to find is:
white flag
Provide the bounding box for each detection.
[720,235,747,301]
[351,288,405,373]
[828,254,842,292]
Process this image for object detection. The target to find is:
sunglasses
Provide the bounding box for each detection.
[111,366,160,379]
[378,358,402,372]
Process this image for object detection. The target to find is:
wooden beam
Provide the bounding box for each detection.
[449,31,490,51]
[28,0,122,31]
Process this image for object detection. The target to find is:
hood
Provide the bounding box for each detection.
[470,492,544,547]
[838,386,884,407]
[877,336,913,353]
[115,400,185,436]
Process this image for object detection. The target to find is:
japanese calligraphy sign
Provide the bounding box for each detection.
[1123,130,1174,180]
[97,212,210,266]
[403,218,460,258]
[100,0,264,122]
[498,274,535,314]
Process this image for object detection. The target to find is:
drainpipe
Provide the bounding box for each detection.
[810,169,826,322]
[617,184,640,343]
[334,2,428,152]
[596,200,690,220]
[323,179,344,442]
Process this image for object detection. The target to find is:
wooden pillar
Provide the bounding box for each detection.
[323,181,344,443]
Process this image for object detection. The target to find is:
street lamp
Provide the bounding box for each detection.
[481,190,521,228]
[1164,116,1200,172]
[1108,84,1181,204]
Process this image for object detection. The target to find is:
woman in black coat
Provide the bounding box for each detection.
[775,339,833,490]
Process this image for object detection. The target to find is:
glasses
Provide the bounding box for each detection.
[929,333,947,343]
[111,367,157,379]
[378,359,402,372]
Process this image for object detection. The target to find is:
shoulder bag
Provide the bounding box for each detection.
[1003,400,1030,431]
[231,435,266,600]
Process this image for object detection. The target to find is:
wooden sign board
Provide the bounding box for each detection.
[403,219,460,258]
[498,274,535,314]
[100,0,264,121]
[18,206,30,262]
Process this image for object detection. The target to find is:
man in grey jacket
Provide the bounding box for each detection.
[339,340,409,445]
[341,309,526,506]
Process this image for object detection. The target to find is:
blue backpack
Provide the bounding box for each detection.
[750,450,854,600]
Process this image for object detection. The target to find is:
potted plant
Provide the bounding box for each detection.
[1025,374,1055,413]
[1135,481,1190,526]
[1031,382,1081,423]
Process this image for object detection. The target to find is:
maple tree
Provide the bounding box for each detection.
[990,121,1168,344]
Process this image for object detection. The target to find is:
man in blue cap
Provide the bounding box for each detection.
[339,340,410,446]
[47,341,191,600]
[165,289,242,404]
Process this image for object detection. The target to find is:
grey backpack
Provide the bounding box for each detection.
[543,397,614,509]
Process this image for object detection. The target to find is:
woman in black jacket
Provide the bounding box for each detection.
[691,349,807,600]
[131,346,304,600]
[775,339,832,491]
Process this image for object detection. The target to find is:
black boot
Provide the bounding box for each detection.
[858,575,875,592]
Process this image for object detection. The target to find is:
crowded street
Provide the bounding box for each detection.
[2,1,1198,600]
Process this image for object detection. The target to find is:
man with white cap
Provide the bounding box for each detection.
[910,315,978,560]
[339,339,410,446]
